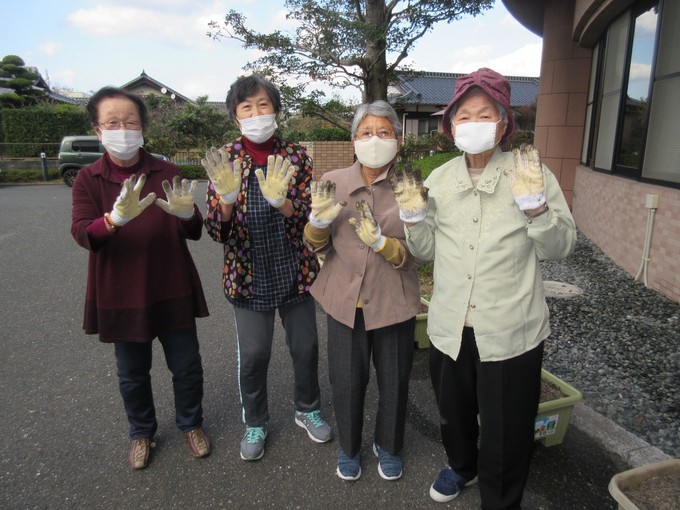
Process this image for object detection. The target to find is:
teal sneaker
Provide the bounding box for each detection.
[295,410,333,443]
[373,443,403,480]
[240,426,267,461]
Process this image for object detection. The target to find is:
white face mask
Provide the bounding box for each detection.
[239,114,278,144]
[354,136,398,169]
[452,119,501,155]
[101,129,144,160]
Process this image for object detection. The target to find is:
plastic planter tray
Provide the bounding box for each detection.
[608,459,680,510]
[535,369,582,446]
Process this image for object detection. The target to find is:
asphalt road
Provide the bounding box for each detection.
[0,183,620,509]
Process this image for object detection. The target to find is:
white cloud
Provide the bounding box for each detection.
[629,62,652,81]
[38,42,61,56]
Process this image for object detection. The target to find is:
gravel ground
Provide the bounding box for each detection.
[540,231,680,458]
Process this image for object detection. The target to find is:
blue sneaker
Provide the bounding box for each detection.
[295,410,333,443]
[336,449,361,481]
[373,443,403,480]
[240,426,267,461]
[429,467,478,503]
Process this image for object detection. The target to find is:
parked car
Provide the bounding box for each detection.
[58,135,169,187]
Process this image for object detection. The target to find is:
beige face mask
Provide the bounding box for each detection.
[354,136,398,168]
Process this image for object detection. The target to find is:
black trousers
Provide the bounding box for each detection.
[327,310,415,458]
[429,328,544,510]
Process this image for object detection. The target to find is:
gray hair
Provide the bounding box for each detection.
[351,100,402,138]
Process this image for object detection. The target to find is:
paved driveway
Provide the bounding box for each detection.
[0,183,618,509]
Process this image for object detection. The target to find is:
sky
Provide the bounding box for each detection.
[4,0,543,103]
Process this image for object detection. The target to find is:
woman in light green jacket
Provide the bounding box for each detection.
[392,67,577,509]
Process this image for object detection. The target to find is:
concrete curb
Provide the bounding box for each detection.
[571,403,672,471]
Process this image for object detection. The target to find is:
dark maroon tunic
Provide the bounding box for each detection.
[71,150,209,343]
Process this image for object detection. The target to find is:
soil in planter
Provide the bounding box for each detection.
[540,378,565,403]
[624,473,680,510]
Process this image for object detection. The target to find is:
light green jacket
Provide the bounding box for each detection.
[405,148,577,361]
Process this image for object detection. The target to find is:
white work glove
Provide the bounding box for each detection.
[109,174,157,227]
[200,147,242,205]
[388,164,429,223]
[348,200,386,252]
[155,176,197,219]
[510,144,546,211]
[309,180,346,229]
[254,155,295,208]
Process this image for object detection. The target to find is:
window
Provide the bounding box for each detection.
[418,117,439,136]
[585,1,680,186]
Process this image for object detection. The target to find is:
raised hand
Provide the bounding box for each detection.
[389,164,429,223]
[510,144,546,211]
[201,147,242,205]
[348,200,386,251]
[309,180,346,229]
[155,175,197,219]
[254,155,295,208]
[109,174,157,227]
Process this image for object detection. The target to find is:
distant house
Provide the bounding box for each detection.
[120,70,192,104]
[388,71,539,138]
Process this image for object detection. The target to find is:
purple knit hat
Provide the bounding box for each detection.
[442,67,516,144]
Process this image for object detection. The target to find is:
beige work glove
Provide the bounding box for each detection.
[510,144,546,210]
[388,164,429,223]
[348,200,386,252]
[200,147,242,204]
[155,176,197,219]
[254,155,295,208]
[108,174,157,227]
[309,180,346,229]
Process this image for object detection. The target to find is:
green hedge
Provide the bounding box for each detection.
[0,168,60,183]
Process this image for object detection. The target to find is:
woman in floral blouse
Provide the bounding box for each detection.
[202,74,332,462]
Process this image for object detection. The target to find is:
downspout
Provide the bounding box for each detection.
[634,194,659,287]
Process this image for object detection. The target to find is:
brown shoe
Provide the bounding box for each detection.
[128,438,156,470]
[185,428,211,458]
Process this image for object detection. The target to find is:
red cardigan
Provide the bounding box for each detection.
[71,150,209,342]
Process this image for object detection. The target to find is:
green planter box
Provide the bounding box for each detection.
[608,459,680,509]
[535,369,583,446]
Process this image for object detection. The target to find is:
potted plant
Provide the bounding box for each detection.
[608,459,680,509]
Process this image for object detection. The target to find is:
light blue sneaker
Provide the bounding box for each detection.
[240,426,267,461]
[336,449,361,481]
[295,410,333,443]
[373,443,403,480]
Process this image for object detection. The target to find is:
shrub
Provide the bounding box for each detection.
[0,168,59,183]
[178,165,207,180]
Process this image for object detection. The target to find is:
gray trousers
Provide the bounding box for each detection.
[327,310,415,457]
[233,297,321,427]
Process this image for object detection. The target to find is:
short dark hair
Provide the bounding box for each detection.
[225,75,281,121]
[86,87,148,129]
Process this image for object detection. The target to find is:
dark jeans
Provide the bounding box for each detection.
[114,327,204,439]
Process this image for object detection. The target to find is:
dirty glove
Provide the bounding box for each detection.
[200,147,242,204]
[348,200,386,252]
[254,155,295,208]
[510,144,546,210]
[155,176,197,219]
[388,164,429,223]
[108,174,157,227]
[309,180,346,229]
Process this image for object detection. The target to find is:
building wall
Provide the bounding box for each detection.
[573,166,680,302]
[532,0,680,303]
[300,141,355,180]
[534,0,591,208]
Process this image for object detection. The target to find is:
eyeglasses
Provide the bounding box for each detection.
[355,129,396,141]
[98,120,142,130]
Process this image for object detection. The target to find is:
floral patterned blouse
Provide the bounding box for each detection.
[204,137,319,307]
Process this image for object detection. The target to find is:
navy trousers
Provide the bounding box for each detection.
[114,327,204,439]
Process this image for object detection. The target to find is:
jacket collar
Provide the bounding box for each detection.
[347,161,393,194]
[451,146,506,194]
